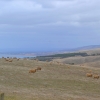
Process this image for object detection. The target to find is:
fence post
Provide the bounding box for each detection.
[0,93,4,100]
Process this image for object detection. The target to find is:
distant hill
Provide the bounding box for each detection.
[34,45,100,61]
[73,45,100,51]
[33,45,100,56]
[1,45,100,57]
[59,45,100,53]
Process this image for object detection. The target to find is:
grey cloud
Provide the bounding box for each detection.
[0,0,100,32]
[1,0,100,52]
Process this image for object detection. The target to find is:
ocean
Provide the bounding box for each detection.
[0,54,35,58]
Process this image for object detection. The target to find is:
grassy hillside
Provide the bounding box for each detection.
[35,52,89,61]
[80,48,100,55]
[0,58,100,100]
[53,55,100,65]
[35,49,100,61]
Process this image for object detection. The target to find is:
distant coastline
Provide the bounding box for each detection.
[1,45,100,58]
[0,53,35,58]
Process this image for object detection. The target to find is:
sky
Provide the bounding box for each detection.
[0,0,100,53]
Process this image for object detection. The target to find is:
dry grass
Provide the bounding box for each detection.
[53,55,100,65]
[80,48,100,55]
[0,57,100,100]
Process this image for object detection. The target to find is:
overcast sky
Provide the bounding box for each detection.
[0,0,100,53]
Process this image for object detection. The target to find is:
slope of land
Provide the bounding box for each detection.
[0,57,100,100]
[53,55,100,65]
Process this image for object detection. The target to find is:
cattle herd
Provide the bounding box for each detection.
[3,57,19,62]
[1,57,100,79]
[86,72,99,79]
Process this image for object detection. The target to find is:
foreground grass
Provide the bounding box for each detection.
[0,58,100,100]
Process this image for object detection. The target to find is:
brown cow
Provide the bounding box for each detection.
[5,58,9,61]
[36,67,41,70]
[86,73,93,77]
[93,74,99,79]
[29,69,36,73]
[9,59,13,62]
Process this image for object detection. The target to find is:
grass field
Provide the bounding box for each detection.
[0,57,100,100]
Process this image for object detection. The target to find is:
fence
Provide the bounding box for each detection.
[0,93,4,100]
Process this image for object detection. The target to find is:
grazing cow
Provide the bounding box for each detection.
[9,60,13,62]
[9,59,13,62]
[86,73,93,77]
[67,66,70,68]
[29,69,36,73]
[5,58,9,61]
[36,67,41,70]
[93,74,99,79]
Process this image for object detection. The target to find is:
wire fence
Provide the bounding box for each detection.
[0,93,4,100]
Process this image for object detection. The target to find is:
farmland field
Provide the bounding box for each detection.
[0,57,100,100]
